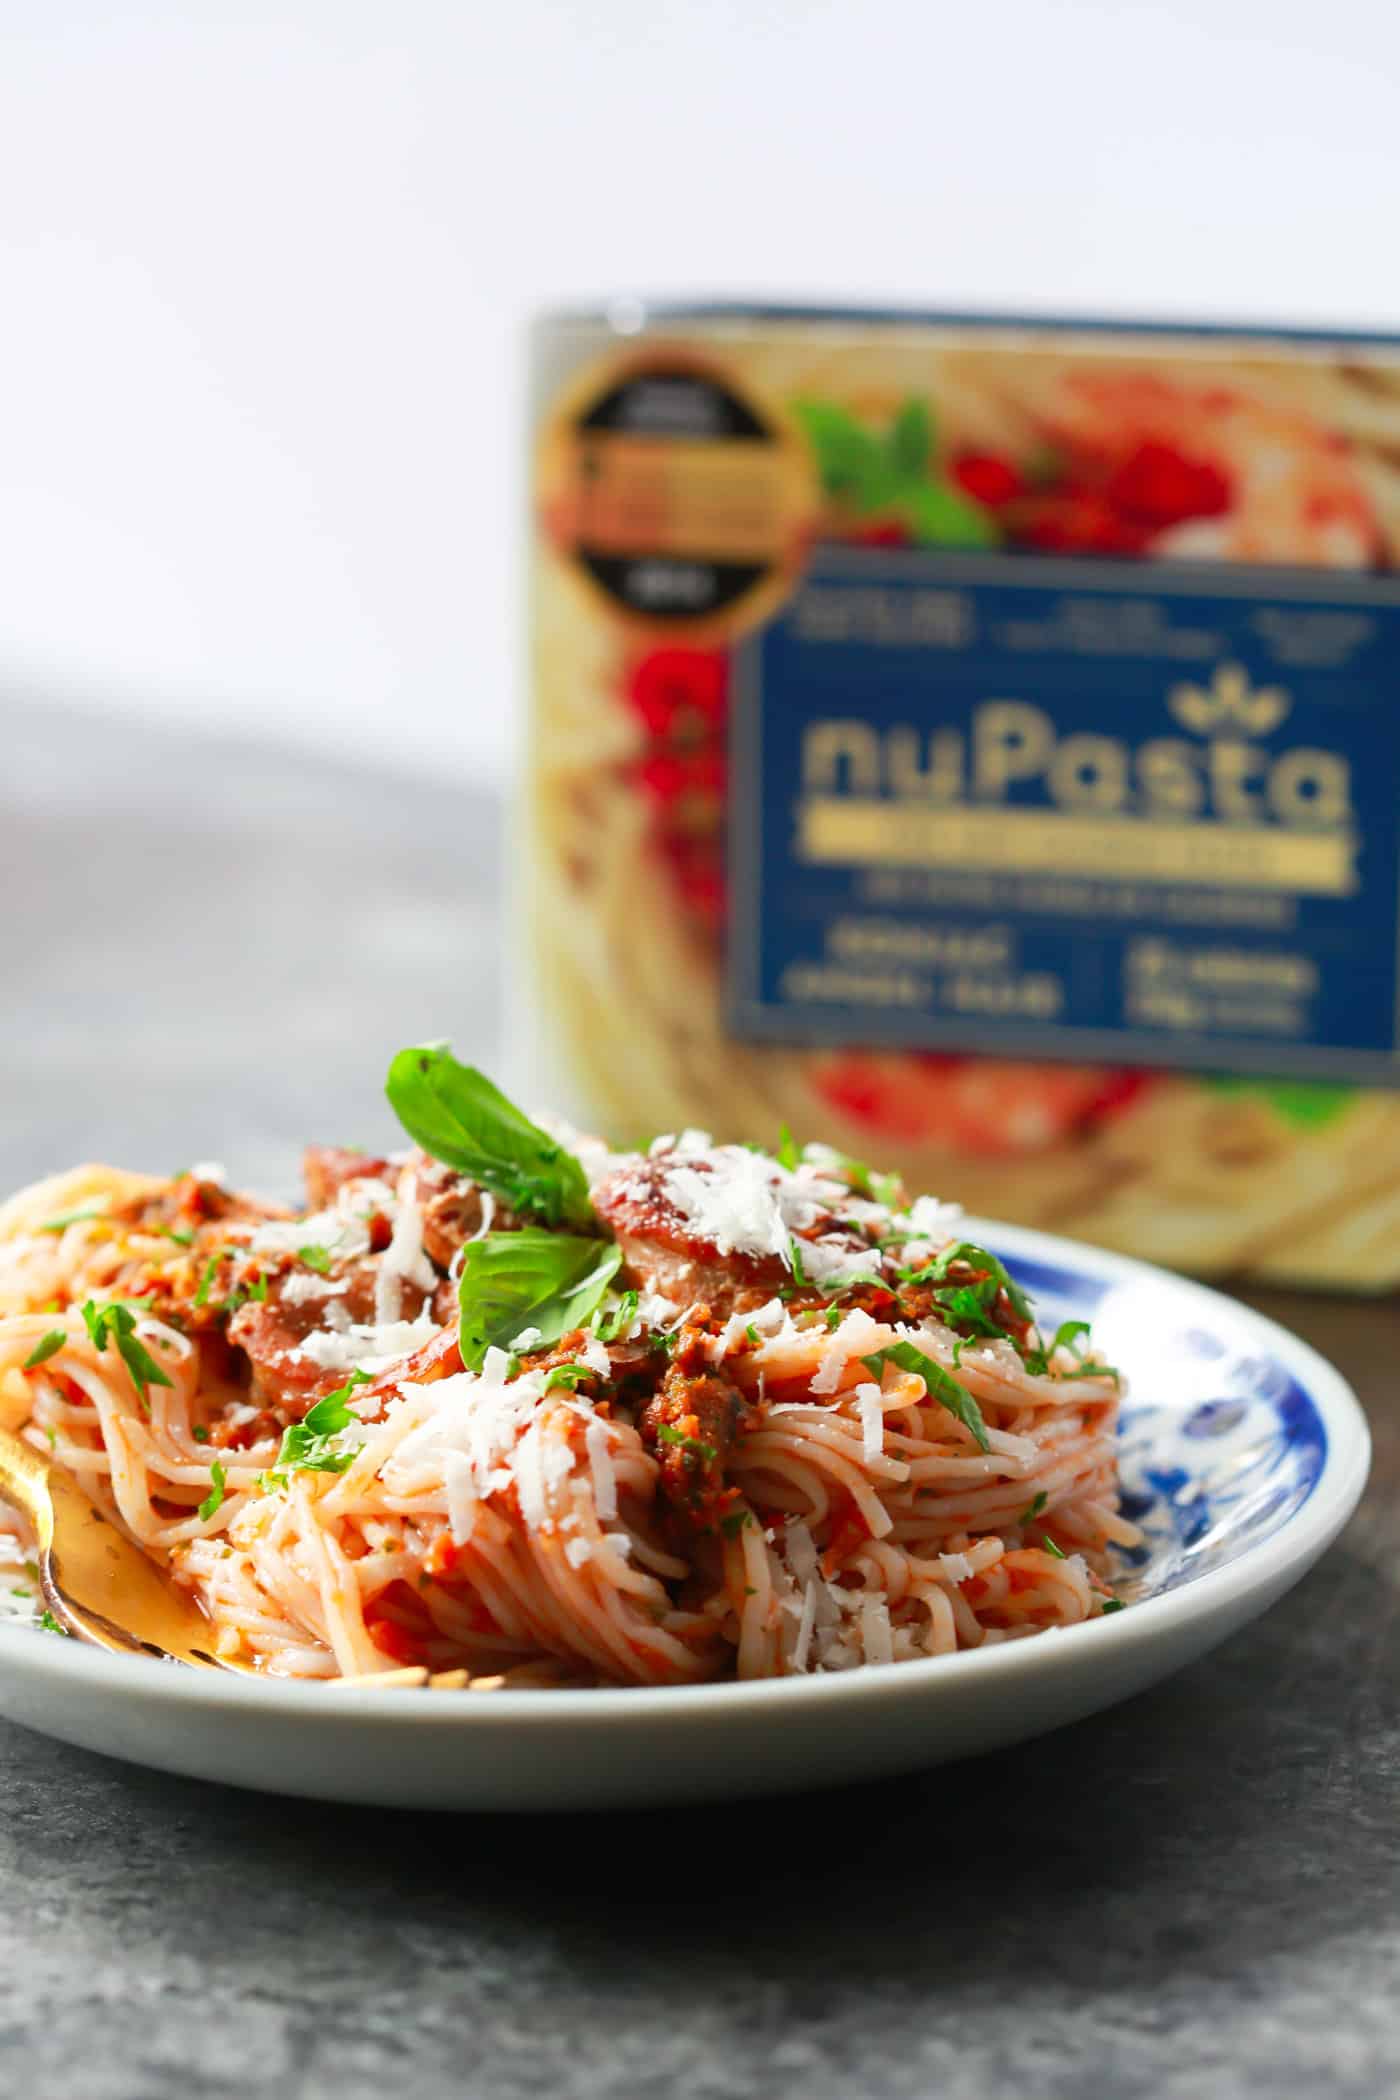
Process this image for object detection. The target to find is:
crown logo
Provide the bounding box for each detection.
[1168,663,1291,738]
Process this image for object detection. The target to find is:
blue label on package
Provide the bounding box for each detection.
[728,548,1400,1085]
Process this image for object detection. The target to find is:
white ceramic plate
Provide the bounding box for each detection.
[0,1221,1369,1810]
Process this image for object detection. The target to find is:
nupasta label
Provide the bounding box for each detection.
[537,349,813,639]
[730,549,1400,1084]
[527,310,1400,1286]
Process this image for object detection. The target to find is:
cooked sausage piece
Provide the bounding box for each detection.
[591,1156,788,1317]
[639,1359,749,1526]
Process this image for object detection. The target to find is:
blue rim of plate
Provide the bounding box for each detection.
[0,1217,1371,1723]
[1003,1248,1329,1603]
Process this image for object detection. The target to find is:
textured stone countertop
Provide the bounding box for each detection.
[2,698,1397,2100]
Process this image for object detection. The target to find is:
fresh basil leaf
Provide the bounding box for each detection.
[863,1341,990,1453]
[775,1123,800,1171]
[1203,1076,1354,1131]
[457,1231,623,1373]
[899,477,1000,547]
[888,396,932,479]
[386,1045,592,1228]
[792,398,890,505]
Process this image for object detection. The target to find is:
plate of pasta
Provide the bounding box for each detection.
[0,1046,1368,1808]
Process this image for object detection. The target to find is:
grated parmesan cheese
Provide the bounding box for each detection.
[663,1147,791,1262]
[292,1309,437,1374]
[279,1271,348,1307]
[861,1594,895,1667]
[443,1450,478,1545]
[791,1581,819,1672]
[856,1382,885,1461]
[810,1307,883,1394]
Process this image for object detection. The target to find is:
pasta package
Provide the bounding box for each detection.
[523,305,1400,1290]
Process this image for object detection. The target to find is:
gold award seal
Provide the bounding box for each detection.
[538,346,814,642]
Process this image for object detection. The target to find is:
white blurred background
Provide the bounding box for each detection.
[3,0,1399,790]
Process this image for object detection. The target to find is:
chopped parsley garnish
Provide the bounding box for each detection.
[926,1279,1004,1339]
[903,1240,1033,1326]
[591,1290,639,1344]
[862,1341,989,1453]
[198,1459,227,1522]
[656,1421,718,1464]
[298,1244,333,1274]
[1018,1491,1048,1524]
[193,1256,222,1310]
[37,1609,68,1637]
[744,1322,762,1347]
[192,1425,210,1444]
[775,1123,801,1171]
[221,1271,268,1315]
[828,1151,903,1210]
[22,1329,66,1371]
[720,1508,751,1539]
[457,1230,623,1374]
[1036,1532,1067,1560]
[263,1372,371,1488]
[1099,1597,1126,1614]
[1023,1319,1093,1377]
[385,1044,593,1228]
[156,1226,195,1248]
[38,1205,105,1234]
[824,1305,844,1330]
[545,1364,589,1391]
[788,1237,808,1287]
[79,1299,174,1408]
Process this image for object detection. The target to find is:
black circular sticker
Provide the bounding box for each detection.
[542,354,810,636]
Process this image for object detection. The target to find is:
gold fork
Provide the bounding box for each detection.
[0,1425,248,1669]
[0,1427,482,1686]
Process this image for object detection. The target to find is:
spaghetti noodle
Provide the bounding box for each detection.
[0,1049,1134,1684]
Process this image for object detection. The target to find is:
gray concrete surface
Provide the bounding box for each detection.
[1,695,1397,2099]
